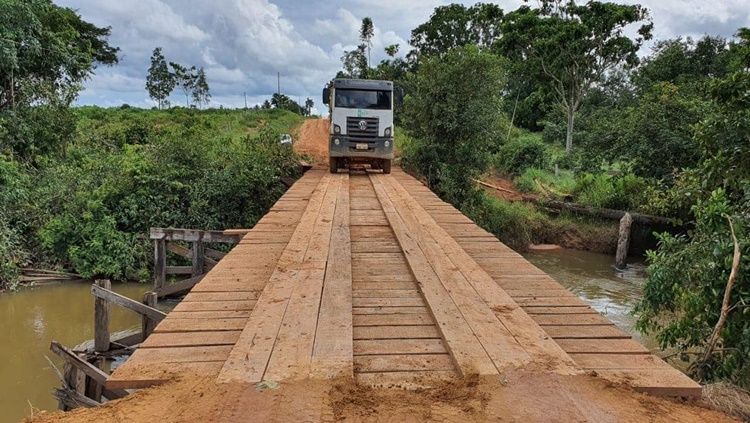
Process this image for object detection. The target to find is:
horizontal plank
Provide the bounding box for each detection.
[107,361,225,390]
[516,297,589,307]
[555,339,650,354]
[352,290,421,299]
[524,307,598,315]
[172,300,257,312]
[543,325,631,339]
[352,307,429,315]
[91,285,166,323]
[127,345,232,363]
[154,318,246,333]
[353,339,446,356]
[353,314,433,327]
[141,331,241,348]
[354,354,454,372]
[570,354,676,370]
[534,314,614,326]
[352,297,424,308]
[352,282,416,291]
[504,289,577,298]
[167,310,251,319]
[183,292,260,302]
[594,369,702,397]
[353,325,441,340]
[151,228,241,243]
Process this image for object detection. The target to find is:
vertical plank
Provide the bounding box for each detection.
[94,280,111,353]
[312,174,353,378]
[142,292,158,341]
[154,239,166,290]
[192,241,205,276]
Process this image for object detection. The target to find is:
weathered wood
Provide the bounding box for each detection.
[94,280,111,353]
[355,354,454,372]
[91,284,167,323]
[166,266,193,275]
[353,339,446,356]
[154,238,167,290]
[192,241,205,277]
[615,213,633,270]
[53,388,101,409]
[142,292,158,340]
[50,341,128,399]
[150,228,241,244]
[155,274,205,298]
[525,197,675,226]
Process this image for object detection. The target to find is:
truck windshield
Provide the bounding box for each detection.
[335,89,392,110]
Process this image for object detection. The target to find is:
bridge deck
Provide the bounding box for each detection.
[108,168,701,397]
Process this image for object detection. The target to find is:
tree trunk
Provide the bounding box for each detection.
[566,107,575,155]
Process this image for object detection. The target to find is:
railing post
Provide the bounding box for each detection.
[94,280,111,353]
[154,238,166,290]
[141,292,158,341]
[192,241,205,277]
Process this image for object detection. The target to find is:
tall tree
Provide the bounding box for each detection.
[192,67,211,109]
[340,44,369,79]
[304,98,314,116]
[146,47,175,110]
[0,0,119,111]
[498,0,653,155]
[384,44,400,58]
[170,62,197,107]
[410,3,504,60]
[359,17,375,68]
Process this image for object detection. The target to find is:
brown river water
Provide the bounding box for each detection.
[0,250,652,423]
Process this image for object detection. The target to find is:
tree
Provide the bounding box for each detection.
[410,3,504,60]
[404,45,505,205]
[385,44,400,58]
[270,93,301,114]
[359,17,374,68]
[169,62,197,107]
[340,44,369,79]
[498,0,653,155]
[304,98,314,116]
[192,67,211,109]
[146,47,175,110]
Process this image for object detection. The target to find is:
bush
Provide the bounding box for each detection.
[515,167,577,197]
[463,193,539,251]
[495,133,549,174]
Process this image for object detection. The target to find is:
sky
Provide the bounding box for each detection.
[57,0,750,113]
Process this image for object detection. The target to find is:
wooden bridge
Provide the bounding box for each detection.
[106,168,701,397]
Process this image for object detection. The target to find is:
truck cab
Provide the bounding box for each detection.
[323,79,401,174]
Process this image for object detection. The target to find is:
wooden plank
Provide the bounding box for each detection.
[369,174,497,377]
[128,345,232,363]
[265,174,342,381]
[166,266,193,275]
[141,331,241,348]
[311,174,353,378]
[142,292,158,339]
[544,325,631,339]
[352,307,429,315]
[154,239,166,290]
[50,342,127,399]
[353,314,433,327]
[352,297,424,308]
[156,275,205,298]
[524,307,598,315]
[570,354,677,370]
[171,300,256,312]
[108,362,224,390]
[219,173,333,384]
[352,290,421,299]
[91,284,167,323]
[555,339,650,354]
[154,318,246,333]
[356,371,455,388]
[354,339,446,356]
[353,282,415,291]
[353,325,441,340]
[516,297,589,307]
[381,174,578,374]
[168,310,251,319]
[594,369,702,397]
[183,291,259,302]
[94,280,110,353]
[534,314,614,326]
[354,354,454,372]
[150,228,241,244]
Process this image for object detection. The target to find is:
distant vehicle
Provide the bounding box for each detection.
[279,134,293,147]
[323,79,403,174]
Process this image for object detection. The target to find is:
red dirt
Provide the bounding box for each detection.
[25,371,736,423]
[295,118,331,163]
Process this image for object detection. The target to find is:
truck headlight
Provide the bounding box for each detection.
[384,127,392,137]
[334,139,341,146]
[334,125,341,134]
[385,141,391,148]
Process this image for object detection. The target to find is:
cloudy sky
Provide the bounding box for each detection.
[58,0,750,112]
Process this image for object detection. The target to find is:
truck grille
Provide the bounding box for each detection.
[347,117,379,138]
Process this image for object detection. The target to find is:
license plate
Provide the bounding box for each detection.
[356,143,369,150]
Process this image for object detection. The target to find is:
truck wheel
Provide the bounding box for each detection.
[329,157,338,174]
[382,159,392,174]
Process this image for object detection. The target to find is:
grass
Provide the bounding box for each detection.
[515,167,577,198]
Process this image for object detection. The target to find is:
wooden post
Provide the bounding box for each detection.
[192,241,205,277]
[94,280,111,353]
[615,213,633,271]
[142,292,158,341]
[154,238,166,290]
[86,357,106,402]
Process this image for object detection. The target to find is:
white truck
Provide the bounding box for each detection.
[322,79,402,174]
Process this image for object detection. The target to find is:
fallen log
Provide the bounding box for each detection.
[526,198,676,226]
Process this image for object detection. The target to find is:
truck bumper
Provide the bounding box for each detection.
[329,136,394,160]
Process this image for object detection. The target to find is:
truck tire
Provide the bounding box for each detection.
[382,159,392,174]
[329,157,338,174]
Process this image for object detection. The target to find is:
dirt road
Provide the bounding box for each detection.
[295,118,330,163]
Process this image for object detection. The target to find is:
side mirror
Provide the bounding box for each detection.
[397,87,404,106]
[322,88,330,105]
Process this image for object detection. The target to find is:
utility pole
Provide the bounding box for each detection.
[244,92,248,109]
[277,72,281,96]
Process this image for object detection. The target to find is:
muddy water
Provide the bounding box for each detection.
[524,249,656,349]
[0,282,150,423]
